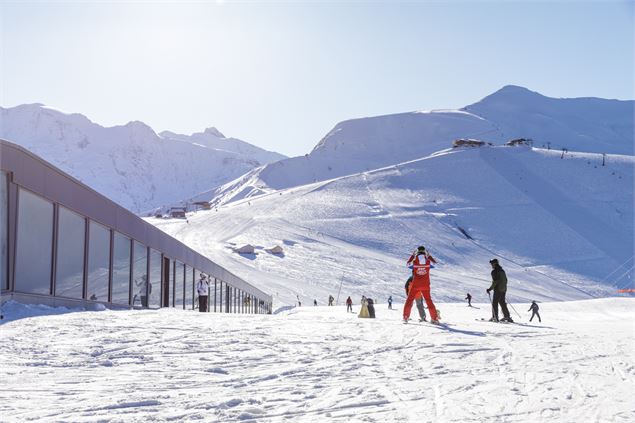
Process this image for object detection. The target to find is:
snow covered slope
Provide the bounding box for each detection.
[149,146,634,306]
[1,299,633,422]
[209,86,634,207]
[0,104,285,213]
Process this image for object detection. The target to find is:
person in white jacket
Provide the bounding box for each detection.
[197,275,210,312]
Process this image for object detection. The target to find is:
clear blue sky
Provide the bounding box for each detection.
[1,0,633,156]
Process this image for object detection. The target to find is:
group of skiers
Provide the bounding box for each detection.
[399,246,541,324]
[313,246,541,324]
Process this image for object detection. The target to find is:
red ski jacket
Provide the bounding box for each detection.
[407,253,437,289]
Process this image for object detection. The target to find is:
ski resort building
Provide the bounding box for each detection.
[0,139,272,313]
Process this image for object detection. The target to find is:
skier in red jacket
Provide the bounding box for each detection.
[403,246,440,324]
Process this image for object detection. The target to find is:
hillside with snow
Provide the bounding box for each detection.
[149,146,634,307]
[1,299,633,422]
[0,104,285,213]
[209,86,634,207]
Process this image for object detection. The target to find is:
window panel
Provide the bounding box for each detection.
[55,207,85,299]
[174,261,184,309]
[15,189,53,294]
[185,265,193,310]
[0,172,7,290]
[148,249,161,309]
[111,232,131,305]
[132,241,148,307]
[86,221,110,302]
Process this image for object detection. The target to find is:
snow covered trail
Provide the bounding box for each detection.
[1,299,633,422]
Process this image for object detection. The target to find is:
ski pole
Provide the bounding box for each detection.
[508,302,522,319]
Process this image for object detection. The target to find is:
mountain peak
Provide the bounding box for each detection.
[204,127,225,138]
[475,85,543,104]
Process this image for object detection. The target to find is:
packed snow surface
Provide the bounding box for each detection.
[1,299,633,422]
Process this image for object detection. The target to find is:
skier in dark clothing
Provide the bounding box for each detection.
[528,301,541,322]
[388,296,393,309]
[367,298,376,318]
[486,259,513,322]
[465,293,472,307]
[346,296,353,313]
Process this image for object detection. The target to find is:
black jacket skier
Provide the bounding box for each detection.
[486,259,512,322]
[528,301,541,322]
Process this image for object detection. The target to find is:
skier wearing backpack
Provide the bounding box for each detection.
[486,259,513,322]
[528,301,541,322]
[403,246,439,324]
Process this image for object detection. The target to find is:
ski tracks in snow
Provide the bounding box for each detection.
[1,301,634,422]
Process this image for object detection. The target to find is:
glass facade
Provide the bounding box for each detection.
[55,207,85,299]
[148,249,162,309]
[111,232,131,305]
[15,189,54,294]
[0,172,7,290]
[1,142,270,313]
[174,261,184,309]
[132,241,147,307]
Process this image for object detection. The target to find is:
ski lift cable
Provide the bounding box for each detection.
[608,263,635,288]
[599,255,634,284]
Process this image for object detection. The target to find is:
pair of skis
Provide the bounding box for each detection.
[475,318,515,324]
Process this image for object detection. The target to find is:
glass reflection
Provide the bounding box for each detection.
[111,232,131,305]
[15,189,53,294]
[55,207,85,299]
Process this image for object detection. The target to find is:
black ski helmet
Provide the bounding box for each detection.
[417,246,426,254]
[489,258,499,265]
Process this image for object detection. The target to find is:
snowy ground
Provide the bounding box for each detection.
[1,298,633,422]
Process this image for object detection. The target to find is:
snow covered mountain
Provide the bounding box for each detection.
[0,104,286,213]
[149,145,634,306]
[209,86,634,207]
[160,127,285,165]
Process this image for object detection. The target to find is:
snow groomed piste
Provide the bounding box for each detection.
[1,298,633,422]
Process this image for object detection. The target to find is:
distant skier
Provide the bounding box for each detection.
[465,293,472,307]
[328,295,335,306]
[314,299,318,306]
[404,276,426,322]
[196,274,209,312]
[367,298,376,318]
[528,301,541,322]
[403,246,439,324]
[388,296,393,309]
[346,296,353,313]
[486,259,513,322]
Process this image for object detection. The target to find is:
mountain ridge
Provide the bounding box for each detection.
[0,103,287,213]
